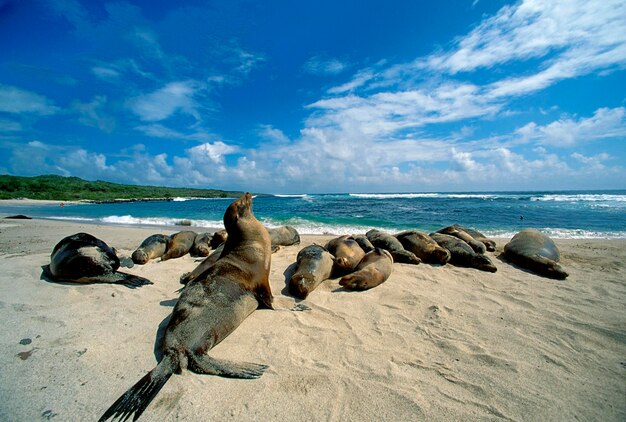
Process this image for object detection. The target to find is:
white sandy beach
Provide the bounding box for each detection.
[0,217,624,421]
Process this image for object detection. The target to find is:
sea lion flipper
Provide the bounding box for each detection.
[99,358,175,421]
[99,271,152,288]
[189,354,268,379]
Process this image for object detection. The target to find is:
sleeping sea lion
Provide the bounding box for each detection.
[395,230,450,265]
[131,234,170,264]
[161,231,196,261]
[289,244,334,299]
[99,192,273,421]
[452,224,496,252]
[503,228,568,279]
[436,226,486,254]
[268,226,301,247]
[350,234,375,253]
[210,229,228,248]
[339,248,393,291]
[191,232,213,257]
[365,229,421,265]
[430,233,497,272]
[325,235,366,274]
[46,232,151,288]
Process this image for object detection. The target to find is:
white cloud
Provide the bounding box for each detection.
[303,55,349,75]
[127,81,202,122]
[0,85,58,115]
[517,107,626,147]
[257,125,291,144]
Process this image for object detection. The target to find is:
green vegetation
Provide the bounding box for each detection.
[0,175,248,201]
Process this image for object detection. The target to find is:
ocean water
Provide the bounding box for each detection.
[1,191,625,239]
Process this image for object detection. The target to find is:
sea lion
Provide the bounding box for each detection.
[350,234,375,253]
[339,248,393,291]
[211,229,228,248]
[180,243,224,285]
[268,226,301,247]
[191,232,213,257]
[430,233,497,272]
[325,235,366,273]
[131,234,170,264]
[161,231,196,261]
[99,192,273,421]
[395,230,450,265]
[503,228,568,279]
[452,224,496,252]
[436,226,486,254]
[46,232,151,287]
[365,229,421,265]
[289,244,334,299]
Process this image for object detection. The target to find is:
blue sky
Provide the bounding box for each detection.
[0,0,625,194]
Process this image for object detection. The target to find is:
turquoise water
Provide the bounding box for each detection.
[2,191,625,238]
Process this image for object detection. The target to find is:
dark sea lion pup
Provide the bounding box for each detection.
[46,233,151,288]
[395,230,450,265]
[430,233,497,273]
[99,193,273,421]
[340,248,393,291]
[366,229,421,265]
[289,244,334,299]
[503,228,568,279]
[132,234,170,264]
[191,232,213,257]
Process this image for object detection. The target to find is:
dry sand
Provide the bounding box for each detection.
[0,217,624,421]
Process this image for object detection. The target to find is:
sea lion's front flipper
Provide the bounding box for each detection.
[189,354,268,379]
[96,272,153,288]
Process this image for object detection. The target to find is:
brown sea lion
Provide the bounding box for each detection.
[452,224,496,252]
[46,232,151,288]
[191,232,213,257]
[436,226,486,254]
[99,192,273,421]
[131,234,170,264]
[395,230,450,265]
[161,231,196,261]
[289,244,334,299]
[365,229,421,265]
[325,235,366,273]
[268,226,301,247]
[339,248,393,291]
[350,234,375,253]
[211,229,228,248]
[503,228,568,279]
[430,233,497,272]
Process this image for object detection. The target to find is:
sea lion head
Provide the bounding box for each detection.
[543,261,569,280]
[475,255,497,273]
[131,249,149,264]
[224,193,253,233]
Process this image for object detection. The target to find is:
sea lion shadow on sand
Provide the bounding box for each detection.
[40,265,147,289]
[280,262,298,297]
[153,314,172,362]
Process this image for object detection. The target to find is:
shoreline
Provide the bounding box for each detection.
[0,218,624,420]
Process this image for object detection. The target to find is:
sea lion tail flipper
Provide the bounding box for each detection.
[108,271,153,288]
[189,354,268,379]
[99,359,174,421]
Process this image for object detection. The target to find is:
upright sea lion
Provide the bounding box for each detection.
[191,232,213,257]
[366,229,421,265]
[325,235,366,274]
[289,244,334,299]
[161,231,196,261]
[452,224,496,252]
[268,226,301,247]
[395,230,450,265]
[436,226,486,254]
[350,234,375,253]
[503,228,568,279]
[100,192,273,421]
[339,248,393,291]
[46,232,151,287]
[131,234,170,264]
[430,233,497,272]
